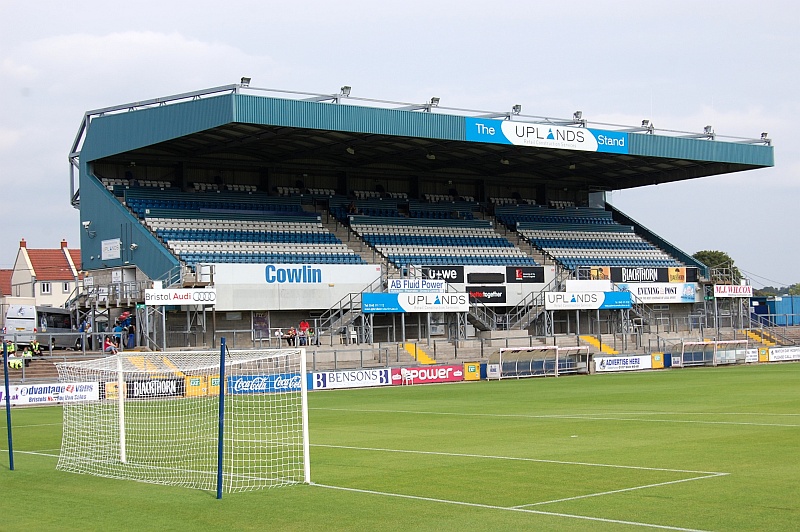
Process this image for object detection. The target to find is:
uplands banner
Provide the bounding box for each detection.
[0,382,100,405]
[544,291,631,310]
[390,365,464,385]
[362,293,469,313]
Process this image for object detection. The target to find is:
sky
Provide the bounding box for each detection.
[1,0,797,288]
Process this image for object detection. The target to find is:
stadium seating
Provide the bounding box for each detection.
[351,216,536,268]
[517,220,683,269]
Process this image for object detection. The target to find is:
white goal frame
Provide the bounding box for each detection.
[55,346,310,496]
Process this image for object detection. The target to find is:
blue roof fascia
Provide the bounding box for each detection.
[628,133,774,167]
[233,94,466,141]
[80,94,235,162]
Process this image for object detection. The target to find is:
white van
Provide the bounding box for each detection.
[5,304,36,345]
[4,305,80,349]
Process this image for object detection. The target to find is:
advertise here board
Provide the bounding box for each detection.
[594,356,652,372]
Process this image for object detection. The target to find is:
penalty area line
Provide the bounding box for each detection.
[312,482,711,532]
[513,472,728,508]
[312,443,727,476]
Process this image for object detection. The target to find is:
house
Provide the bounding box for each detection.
[7,239,82,309]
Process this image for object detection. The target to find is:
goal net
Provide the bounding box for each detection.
[487,346,590,379]
[672,340,748,367]
[55,347,309,494]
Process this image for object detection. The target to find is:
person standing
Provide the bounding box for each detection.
[127,322,136,349]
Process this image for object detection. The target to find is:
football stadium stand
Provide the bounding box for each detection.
[51,81,782,361]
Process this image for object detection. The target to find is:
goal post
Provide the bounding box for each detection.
[487,345,590,379]
[55,346,310,494]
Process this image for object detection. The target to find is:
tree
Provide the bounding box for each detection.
[692,250,742,282]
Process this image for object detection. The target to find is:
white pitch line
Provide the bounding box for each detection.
[576,411,800,417]
[0,422,62,429]
[312,444,727,475]
[1,449,60,458]
[313,482,712,532]
[312,407,800,428]
[513,473,727,508]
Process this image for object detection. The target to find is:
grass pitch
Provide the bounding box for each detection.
[2,362,800,531]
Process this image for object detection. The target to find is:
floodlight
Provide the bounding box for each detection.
[426,152,436,160]
[573,110,583,121]
[511,104,522,115]
[500,158,510,165]
[429,97,440,107]
[642,119,650,127]
[240,77,251,87]
[761,132,769,140]
[704,125,714,135]
[340,86,351,97]
[346,146,355,155]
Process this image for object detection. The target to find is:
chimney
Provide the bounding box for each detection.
[19,238,26,248]
[61,240,68,249]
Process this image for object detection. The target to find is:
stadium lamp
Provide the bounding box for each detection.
[346,146,356,155]
[572,110,587,127]
[397,97,441,112]
[240,77,251,87]
[511,104,522,115]
[500,158,510,165]
[304,85,352,104]
[426,152,436,160]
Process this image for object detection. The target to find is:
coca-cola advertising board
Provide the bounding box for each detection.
[390,365,464,385]
[227,373,303,394]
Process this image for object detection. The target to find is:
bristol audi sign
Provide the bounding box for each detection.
[391,365,464,385]
[144,288,217,305]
